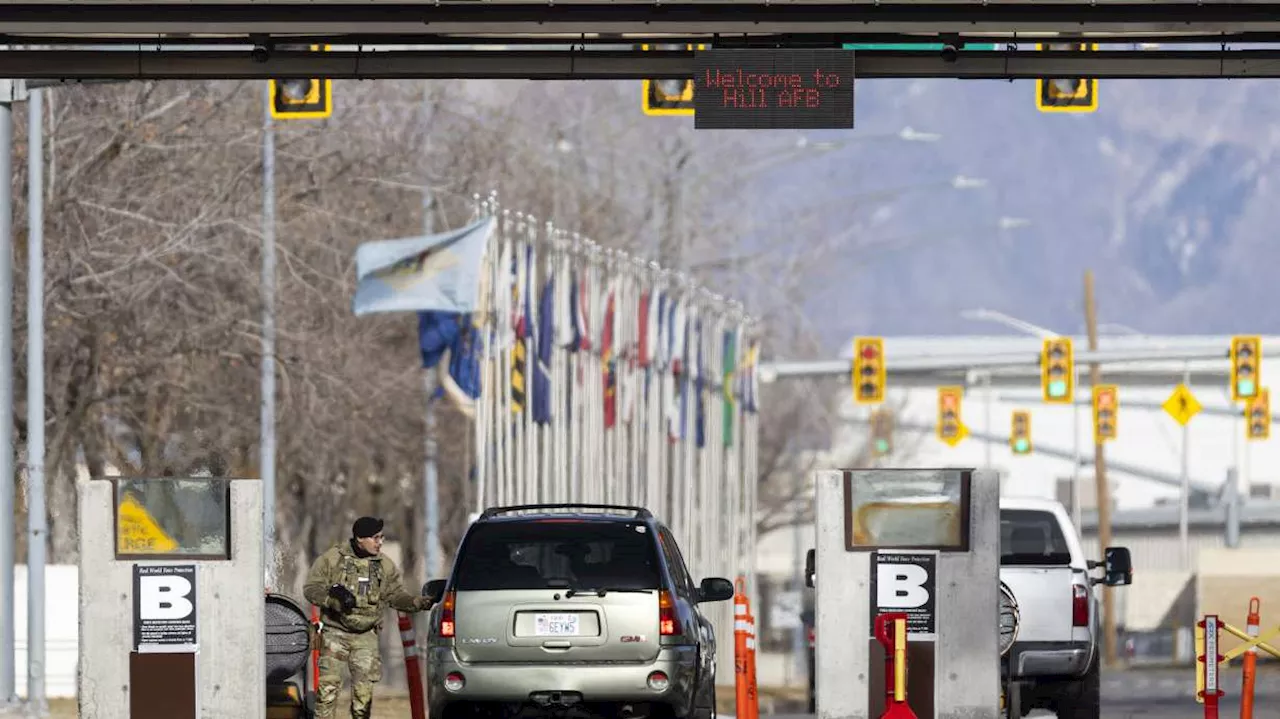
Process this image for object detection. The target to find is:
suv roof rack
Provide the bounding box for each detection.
[479,503,653,521]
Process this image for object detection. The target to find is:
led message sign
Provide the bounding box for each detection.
[693,49,854,130]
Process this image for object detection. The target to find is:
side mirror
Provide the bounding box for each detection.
[422,578,448,603]
[804,548,816,589]
[1102,547,1132,587]
[697,577,735,603]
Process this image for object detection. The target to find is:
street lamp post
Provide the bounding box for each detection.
[959,310,1082,525]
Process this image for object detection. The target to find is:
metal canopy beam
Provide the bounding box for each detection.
[844,414,1218,502]
[763,345,1239,381]
[7,48,1280,80]
[6,3,1280,39]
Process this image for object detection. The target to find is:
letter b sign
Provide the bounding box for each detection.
[133,564,198,649]
[877,564,930,608]
[141,575,194,619]
[870,552,936,637]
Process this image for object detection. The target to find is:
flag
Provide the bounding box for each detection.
[352,215,496,316]
[555,256,576,348]
[437,314,484,418]
[510,246,528,414]
[602,287,617,429]
[722,328,737,446]
[533,276,555,425]
[418,311,462,369]
[694,318,706,449]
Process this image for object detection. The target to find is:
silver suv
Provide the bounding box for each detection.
[422,504,735,719]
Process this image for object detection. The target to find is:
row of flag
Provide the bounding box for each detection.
[351,192,761,592]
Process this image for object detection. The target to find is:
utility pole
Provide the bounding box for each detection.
[261,83,278,589]
[0,80,18,714]
[1083,269,1116,668]
[421,85,440,581]
[26,86,47,715]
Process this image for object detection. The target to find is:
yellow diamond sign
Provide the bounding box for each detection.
[1163,384,1202,426]
[116,493,179,554]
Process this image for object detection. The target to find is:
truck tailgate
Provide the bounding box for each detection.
[1002,566,1077,643]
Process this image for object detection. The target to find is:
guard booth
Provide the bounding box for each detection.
[77,476,266,719]
[807,468,1001,719]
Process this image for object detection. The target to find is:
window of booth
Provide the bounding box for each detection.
[113,477,232,560]
[843,468,971,552]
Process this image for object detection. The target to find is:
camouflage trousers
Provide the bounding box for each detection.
[315,625,383,719]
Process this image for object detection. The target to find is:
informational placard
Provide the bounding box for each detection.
[693,48,854,129]
[133,564,198,651]
[869,551,937,639]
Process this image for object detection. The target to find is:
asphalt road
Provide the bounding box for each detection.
[776,665,1280,719]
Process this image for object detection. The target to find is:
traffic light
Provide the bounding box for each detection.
[937,386,963,444]
[1041,337,1075,403]
[870,407,894,456]
[1230,335,1262,402]
[1010,410,1032,455]
[1093,384,1118,443]
[1035,43,1099,113]
[852,337,886,405]
[1246,389,1270,441]
[269,44,332,120]
[641,44,703,116]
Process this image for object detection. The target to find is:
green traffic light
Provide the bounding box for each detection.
[1048,380,1067,397]
[1238,379,1257,397]
[1014,438,1029,453]
[875,439,890,453]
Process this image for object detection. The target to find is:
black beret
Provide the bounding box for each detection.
[352,516,384,539]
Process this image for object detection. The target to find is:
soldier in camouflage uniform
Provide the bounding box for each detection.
[304,516,434,719]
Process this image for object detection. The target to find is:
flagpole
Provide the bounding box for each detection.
[629,258,644,507]
[471,193,488,517]
[510,214,524,505]
[421,175,440,582]
[682,288,697,556]
[501,210,515,508]
[527,217,540,504]
[553,229,568,502]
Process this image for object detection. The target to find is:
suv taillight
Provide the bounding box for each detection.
[1072,584,1089,627]
[441,590,456,638]
[659,590,680,636]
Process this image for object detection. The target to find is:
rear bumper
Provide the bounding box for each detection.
[1007,640,1093,680]
[426,644,700,715]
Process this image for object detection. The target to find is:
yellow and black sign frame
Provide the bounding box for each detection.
[641,43,706,117]
[270,44,333,120]
[1035,43,1099,114]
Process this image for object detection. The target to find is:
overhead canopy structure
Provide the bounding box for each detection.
[6,1,1280,79]
[5,1,1280,42]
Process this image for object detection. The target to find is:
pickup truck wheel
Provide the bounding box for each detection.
[1052,660,1101,719]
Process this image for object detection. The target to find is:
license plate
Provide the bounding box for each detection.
[535,613,580,637]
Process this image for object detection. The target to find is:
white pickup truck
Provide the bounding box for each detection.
[1000,497,1133,719]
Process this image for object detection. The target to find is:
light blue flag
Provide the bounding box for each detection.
[352,215,496,316]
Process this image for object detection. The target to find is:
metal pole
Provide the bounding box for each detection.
[1179,363,1191,571]
[25,86,46,716]
[983,372,993,468]
[0,92,17,714]
[422,171,440,581]
[790,474,804,683]
[261,83,277,589]
[1083,269,1115,667]
[1072,367,1082,530]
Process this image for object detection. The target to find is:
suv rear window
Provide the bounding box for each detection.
[1000,509,1073,566]
[453,520,662,591]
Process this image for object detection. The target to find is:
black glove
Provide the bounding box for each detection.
[328,583,357,613]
